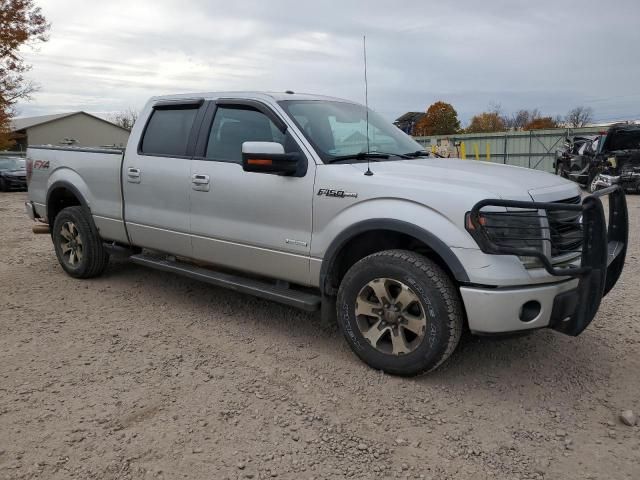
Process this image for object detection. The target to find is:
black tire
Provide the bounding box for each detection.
[336,249,463,376]
[0,177,7,192]
[52,206,109,278]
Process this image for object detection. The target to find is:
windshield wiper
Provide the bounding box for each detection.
[326,152,390,164]
[403,150,431,158]
[327,152,415,163]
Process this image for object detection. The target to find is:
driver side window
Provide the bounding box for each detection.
[206,106,300,163]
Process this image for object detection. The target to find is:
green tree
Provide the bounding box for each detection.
[415,101,460,135]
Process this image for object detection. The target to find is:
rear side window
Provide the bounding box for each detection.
[140,107,198,156]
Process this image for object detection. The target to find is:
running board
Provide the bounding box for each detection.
[129,254,321,312]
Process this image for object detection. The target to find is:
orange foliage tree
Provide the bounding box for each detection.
[524,117,558,130]
[0,108,14,149]
[0,0,49,149]
[466,112,506,133]
[414,101,460,136]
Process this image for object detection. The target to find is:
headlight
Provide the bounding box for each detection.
[465,210,545,267]
[466,210,543,249]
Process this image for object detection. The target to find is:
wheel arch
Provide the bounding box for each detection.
[46,180,91,228]
[319,219,470,296]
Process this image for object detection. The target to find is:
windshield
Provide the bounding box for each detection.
[278,100,424,163]
[0,158,24,170]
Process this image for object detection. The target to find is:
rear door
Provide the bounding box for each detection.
[188,99,315,285]
[122,99,205,257]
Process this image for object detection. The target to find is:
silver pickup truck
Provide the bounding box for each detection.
[25,91,628,376]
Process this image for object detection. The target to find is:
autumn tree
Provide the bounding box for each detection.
[524,116,559,130]
[0,108,13,150]
[109,107,139,130]
[503,109,562,130]
[565,106,593,128]
[414,101,460,135]
[0,0,49,149]
[466,112,506,133]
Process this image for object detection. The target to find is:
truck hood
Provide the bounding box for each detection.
[350,158,579,201]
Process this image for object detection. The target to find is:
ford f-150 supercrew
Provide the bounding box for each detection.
[25,92,628,376]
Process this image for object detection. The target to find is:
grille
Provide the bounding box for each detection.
[547,196,583,259]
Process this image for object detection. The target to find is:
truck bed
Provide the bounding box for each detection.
[27,145,128,243]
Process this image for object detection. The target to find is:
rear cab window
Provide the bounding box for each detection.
[140,105,199,157]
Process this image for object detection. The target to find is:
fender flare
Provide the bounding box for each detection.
[46,180,92,222]
[319,219,470,295]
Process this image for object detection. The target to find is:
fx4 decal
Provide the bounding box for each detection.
[33,160,50,169]
[317,188,358,199]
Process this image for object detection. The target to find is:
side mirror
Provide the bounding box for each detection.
[242,141,301,176]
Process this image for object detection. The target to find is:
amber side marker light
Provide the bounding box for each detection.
[247,158,273,166]
[465,212,487,231]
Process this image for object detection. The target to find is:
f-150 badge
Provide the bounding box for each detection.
[317,188,358,198]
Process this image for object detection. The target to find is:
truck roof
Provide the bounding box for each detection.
[148,91,356,104]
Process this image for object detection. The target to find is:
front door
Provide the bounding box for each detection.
[122,100,204,257]
[189,100,316,285]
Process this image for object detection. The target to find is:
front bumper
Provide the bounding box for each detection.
[594,172,640,191]
[461,279,579,334]
[2,176,27,190]
[465,186,628,336]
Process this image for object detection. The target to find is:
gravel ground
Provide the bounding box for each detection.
[1,191,639,480]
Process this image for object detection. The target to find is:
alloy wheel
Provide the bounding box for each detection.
[59,221,84,266]
[355,277,427,355]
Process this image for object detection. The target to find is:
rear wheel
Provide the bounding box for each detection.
[52,206,109,278]
[336,249,463,376]
[0,177,7,192]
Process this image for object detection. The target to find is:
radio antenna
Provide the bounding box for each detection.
[363,35,373,176]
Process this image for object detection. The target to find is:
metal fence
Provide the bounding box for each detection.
[414,126,606,172]
[0,151,26,158]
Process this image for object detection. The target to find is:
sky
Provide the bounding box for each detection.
[16,0,640,125]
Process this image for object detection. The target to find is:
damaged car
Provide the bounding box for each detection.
[555,123,640,193]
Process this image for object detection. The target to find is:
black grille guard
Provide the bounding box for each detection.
[468,186,628,336]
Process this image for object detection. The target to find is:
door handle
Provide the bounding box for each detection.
[127,167,141,183]
[191,174,210,185]
[191,173,210,191]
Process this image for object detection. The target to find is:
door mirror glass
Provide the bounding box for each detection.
[242,141,300,175]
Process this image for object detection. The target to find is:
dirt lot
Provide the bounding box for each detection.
[0,191,639,480]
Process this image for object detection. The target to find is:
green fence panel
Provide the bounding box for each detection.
[414,126,605,172]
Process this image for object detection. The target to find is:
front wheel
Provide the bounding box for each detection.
[52,206,109,278]
[336,250,463,376]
